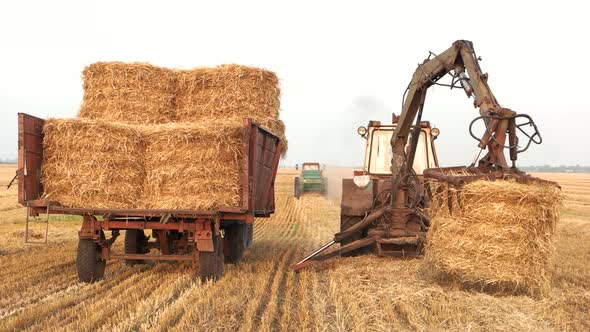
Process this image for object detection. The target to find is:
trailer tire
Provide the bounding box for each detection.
[224,223,247,263]
[246,223,253,247]
[77,238,106,283]
[124,230,148,265]
[199,234,224,282]
[340,215,368,257]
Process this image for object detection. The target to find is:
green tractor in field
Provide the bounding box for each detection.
[294,162,328,199]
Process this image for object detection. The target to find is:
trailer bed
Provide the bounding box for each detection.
[18,113,283,282]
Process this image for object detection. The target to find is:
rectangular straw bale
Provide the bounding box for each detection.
[141,121,244,210]
[79,62,177,124]
[424,180,563,295]
[42,118,144,209]
[175,64,281,122]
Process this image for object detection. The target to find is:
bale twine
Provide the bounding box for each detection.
[42,118,144,209]
[424,180,563,295]
[140,121,244,210]
[79,62,177,124]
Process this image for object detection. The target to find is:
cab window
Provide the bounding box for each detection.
[366,129,429,175]
[303,164,320,171]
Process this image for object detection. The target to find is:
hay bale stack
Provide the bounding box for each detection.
[176,64,280,122]
[141,121,244,210]
[424,180,563,295]
[175,64,286,153]
[42,118,144,209]
[79,62,177,124]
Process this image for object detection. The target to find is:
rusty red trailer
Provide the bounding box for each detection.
[18,113,283,282]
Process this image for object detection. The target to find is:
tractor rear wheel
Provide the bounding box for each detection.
[76,238,106,283]
[124,229,148,265]
[340,215,369,257]
[223,223,247,263]
[199,233,224,282]
[294,176,301,199]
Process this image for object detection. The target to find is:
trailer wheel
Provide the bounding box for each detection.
[246,223,253,247]
[294,176,301,199]
[76,238,106,283]
[124,230,148,265]
[223,223,247,263]
[199,233,224,282]
[340,215,369,257]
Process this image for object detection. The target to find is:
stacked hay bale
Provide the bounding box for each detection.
[141,121,244,210]
[42,119,144,209]
[424,180,563,295]
[176,65,280,121]
[42,62,284,210]
[176,64,286,153]
[79,62,177,124]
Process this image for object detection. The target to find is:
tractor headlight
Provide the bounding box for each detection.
[431,127,440,140]
[357,126,367,137]
[353,175,370,189]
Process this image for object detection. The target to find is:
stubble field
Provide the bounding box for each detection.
[0,164,588,331]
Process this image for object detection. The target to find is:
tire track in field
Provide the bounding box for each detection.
[123,272,194,331]
[248,248,295,332]
[3,264,145,331]
[167,247,292,331]
[64,265,183,331]
[252,188,311,331]
[257,251,296,332]
[23,265,159,331]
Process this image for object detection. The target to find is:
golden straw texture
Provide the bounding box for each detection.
[140,121,244,210]
[424,180,564,295]
[176,64,280,122]
[79,62,177,124]
[42,118,144,209]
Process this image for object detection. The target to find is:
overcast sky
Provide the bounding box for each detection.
[1,1,588,167]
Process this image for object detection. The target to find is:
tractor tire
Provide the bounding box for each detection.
[294,176,301,199]
[199,233,224,282]
[340,215,368,257]
[322,177,329,196]
[124,230,148,265]
[76,238,106,283]
[246,223,253,247]
[223,223,247,263]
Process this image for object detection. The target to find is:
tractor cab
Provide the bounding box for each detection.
[353,120,440,188]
